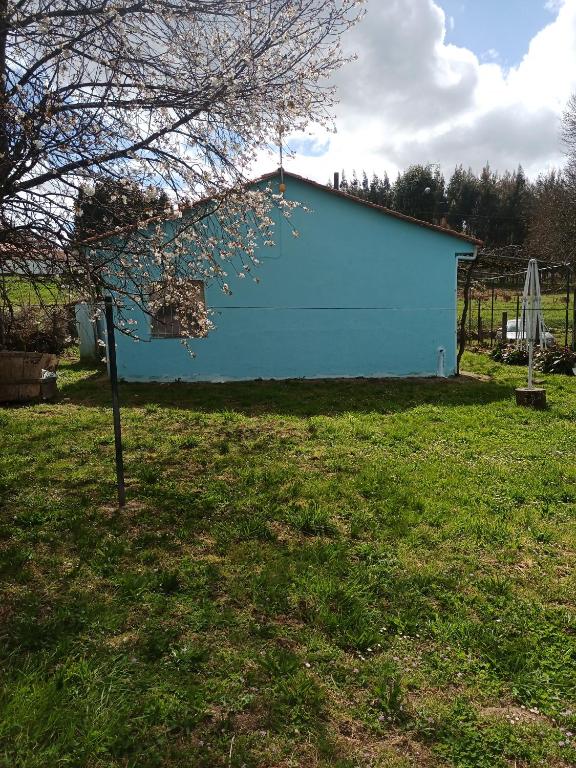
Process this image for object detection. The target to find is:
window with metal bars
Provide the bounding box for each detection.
[150,280,206,339]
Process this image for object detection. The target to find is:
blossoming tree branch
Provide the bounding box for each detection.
[0,0,364,334]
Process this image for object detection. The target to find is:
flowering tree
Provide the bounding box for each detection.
[0,0,364,333]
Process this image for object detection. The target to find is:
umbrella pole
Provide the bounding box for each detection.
[528,341,534,390]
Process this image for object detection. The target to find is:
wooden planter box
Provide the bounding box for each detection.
[0,351,59,403]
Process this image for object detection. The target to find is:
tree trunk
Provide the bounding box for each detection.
[457,260,475,373]
[0,0,11,194]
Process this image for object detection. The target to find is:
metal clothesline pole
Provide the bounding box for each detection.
[104,296,126,508]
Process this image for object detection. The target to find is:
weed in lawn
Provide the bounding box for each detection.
[228,514,275,543]
[138,618,181,661]
[479,574,513,598]
[292,551,384,649]
[259,657,327,735]
[139,464,162,485]
[371,662,408,724]
[157,568,183,594]
[168,643,210,672]
[287,502,339,536]
[179,434,200,449]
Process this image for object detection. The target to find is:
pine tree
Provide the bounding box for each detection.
[361,171,369,198]
[369,173,380,204]
[471,164,499,243]
[392,165,440,223]
[446,166,480,233]
[379,173,393,208]
[501,166,532,245]
[350,170,360,195]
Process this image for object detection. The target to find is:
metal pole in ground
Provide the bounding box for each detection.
[572,270,576,351]
[104,296,126,508]
[565,266,571,348]
[477,298,482,344]
[490,285,495,347]
[516,295,520,345]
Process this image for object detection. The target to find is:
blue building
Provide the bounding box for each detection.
[99,170,479,381]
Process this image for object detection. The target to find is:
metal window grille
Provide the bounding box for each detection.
[150,280,206,339]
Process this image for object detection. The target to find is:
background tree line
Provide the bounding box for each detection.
[329,157,575,263]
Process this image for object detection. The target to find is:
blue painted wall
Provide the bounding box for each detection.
[112,174,476,381]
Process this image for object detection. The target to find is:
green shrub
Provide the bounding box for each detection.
[535,346,576,376]
[0,305,74,353]
[492,343,576,376]
[490,344,529,366]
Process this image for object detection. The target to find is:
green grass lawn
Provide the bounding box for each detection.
[2,276,73,307]
[1,353,575,767]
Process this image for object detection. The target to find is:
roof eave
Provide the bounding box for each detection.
[255,169,483,248]
[81,168,485,250]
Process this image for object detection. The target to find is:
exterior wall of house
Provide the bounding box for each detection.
[75,302,106,361]
[112,176,475,381]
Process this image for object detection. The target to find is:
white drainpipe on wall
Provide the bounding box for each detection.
[437,347,446,378]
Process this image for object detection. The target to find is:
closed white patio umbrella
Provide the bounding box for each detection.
[520,259,547,390]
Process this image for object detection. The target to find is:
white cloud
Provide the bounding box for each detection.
[254,0,576,183]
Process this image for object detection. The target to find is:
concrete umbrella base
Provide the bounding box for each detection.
[515,387,547,410]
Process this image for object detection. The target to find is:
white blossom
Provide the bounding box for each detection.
[0,0,364,340]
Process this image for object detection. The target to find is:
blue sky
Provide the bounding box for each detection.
[254,0,576,182]
[439,0,559,66]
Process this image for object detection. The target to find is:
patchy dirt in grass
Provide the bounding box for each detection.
[104,631,139,649]
[481,705,550,725]
[335,726,442,767]
[458,370,493,382]
[99,499,148,519]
